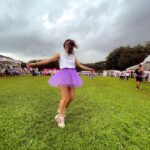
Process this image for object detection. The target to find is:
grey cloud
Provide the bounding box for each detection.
[0,0,150,63]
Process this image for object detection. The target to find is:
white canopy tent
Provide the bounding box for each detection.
[143,55,150,71]
[126,55,150,82]
[126,55,150,71]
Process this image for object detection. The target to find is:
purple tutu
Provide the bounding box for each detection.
[48,68,83,87]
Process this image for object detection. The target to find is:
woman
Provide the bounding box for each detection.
[27,39,94,128]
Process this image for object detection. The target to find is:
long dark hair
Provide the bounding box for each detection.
[63,39,78,55]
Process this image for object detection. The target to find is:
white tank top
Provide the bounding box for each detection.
[59,52,76,69]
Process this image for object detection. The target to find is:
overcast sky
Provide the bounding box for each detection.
[0,0,150,63]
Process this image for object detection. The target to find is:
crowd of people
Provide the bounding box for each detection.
[0,67,21,76]
[105,68,150,82]
[119,70,150,82]
[1,65,150,82]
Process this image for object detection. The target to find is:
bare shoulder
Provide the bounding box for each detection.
[53,53,60,58]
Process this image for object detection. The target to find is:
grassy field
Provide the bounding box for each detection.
[0,76,150,150]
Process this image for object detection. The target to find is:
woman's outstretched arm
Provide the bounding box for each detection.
[75,58,94,71]
[26,53,60,67]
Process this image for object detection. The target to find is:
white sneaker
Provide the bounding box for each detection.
[55,115,65,128]
[57,109,66,118]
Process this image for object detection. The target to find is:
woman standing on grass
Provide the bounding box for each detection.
[135,63,144,89]
[27,39,94,128]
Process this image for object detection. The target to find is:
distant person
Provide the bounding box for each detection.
[120,71,125,80]
[145,71,149,81]
[31,68,36,76]
[135,64,144,89]
[125,72,130,80]
[148,71,150,82]
[91,71,95,80]
[5,68,9,76]
[27,39,94,128]
[131,71,134,78]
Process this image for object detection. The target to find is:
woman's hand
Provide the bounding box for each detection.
[75,58,96,72]
[90,68,95,73]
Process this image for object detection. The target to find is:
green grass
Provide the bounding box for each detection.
[0,76,150,150]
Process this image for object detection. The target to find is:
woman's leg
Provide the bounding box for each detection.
[136,81,140,88]
[58,86,70,117]
[65,87,75,109]
[138,81,141,88]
